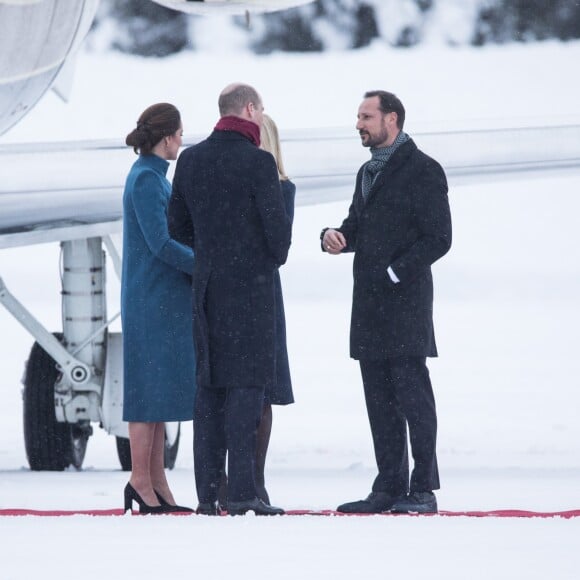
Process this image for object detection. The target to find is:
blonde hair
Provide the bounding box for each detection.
[260,114,288,181]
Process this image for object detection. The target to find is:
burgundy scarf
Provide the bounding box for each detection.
[214,115,261,147]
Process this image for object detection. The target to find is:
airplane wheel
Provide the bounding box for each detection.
[115,424,181,471]
[23,336,89,471]
[164,423,181,470]
[115,436,132,471]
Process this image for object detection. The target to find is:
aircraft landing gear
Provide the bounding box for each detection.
[2,237,184,471]
[23,335,91,470]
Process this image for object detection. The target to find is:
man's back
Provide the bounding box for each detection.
[172,130,290,276]
[173,83,290,515]
[169,127,291,390]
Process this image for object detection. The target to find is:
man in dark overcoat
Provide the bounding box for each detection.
[169,83,291,516]
[322,90,452,514]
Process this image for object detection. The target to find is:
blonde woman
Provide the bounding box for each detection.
[256,114,295,504]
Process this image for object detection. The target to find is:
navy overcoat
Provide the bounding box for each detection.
[121,154,196,421]
[169,130,292,390]
[330,139,452,359]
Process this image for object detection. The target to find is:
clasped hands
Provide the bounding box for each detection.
[323,229,346,255]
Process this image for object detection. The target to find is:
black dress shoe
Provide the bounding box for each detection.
[123,483,165,515]
[390,491,438,514]
[154,491,194,513]
[228,497,284,516]
[196,501,220,515]
[337,491,396,514]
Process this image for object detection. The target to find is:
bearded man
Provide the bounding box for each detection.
[321,90,452,514]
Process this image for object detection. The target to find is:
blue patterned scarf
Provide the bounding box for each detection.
[361,131,409,199]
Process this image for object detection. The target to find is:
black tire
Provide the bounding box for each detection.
[115,424,181,471]
[115,436,132,471]
[164,423,180,470]
[23,335,90,471]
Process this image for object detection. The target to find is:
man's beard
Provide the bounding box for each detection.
[359,127,389,148]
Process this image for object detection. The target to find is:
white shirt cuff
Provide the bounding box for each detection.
[387,266,400,283]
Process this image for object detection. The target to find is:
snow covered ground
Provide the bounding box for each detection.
[1,38,579,579]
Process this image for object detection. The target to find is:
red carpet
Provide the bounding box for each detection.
[1,508,579,518]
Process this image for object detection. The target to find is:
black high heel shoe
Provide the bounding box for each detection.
[124,483,166,515]
[154,490,194,513]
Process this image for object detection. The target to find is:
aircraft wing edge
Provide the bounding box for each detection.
[0,220,122,250]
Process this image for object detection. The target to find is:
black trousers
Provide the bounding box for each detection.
[359,357,440,495]
[194,385,265,503]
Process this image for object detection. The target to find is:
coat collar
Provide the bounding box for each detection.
[362,138,417,204]
[208,129,254,143]
[137,154,170,176]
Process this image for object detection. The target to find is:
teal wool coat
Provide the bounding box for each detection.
[121,154,196,422]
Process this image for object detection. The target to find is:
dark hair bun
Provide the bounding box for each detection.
[126,103,181,155]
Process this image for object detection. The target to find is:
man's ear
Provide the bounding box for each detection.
[242,102,254,120]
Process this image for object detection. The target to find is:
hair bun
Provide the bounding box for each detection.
[127,103,180,155]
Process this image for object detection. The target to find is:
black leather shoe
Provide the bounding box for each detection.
[154,491,194,513]
[196,501,220,515]
[228,497,284,516]
[390,491,438,514]
[337,491,396,514]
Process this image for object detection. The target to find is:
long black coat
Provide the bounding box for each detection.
[169,130,292,389]
[269,178,295,405]
[332,138,452,359]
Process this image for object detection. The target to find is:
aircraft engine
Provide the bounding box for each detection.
[0,0,99,136]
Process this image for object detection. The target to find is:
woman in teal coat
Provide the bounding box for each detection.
[122,103,195,514]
